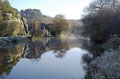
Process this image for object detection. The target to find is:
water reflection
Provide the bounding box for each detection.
[23,38,71,59]
[47,38,71,58]
[0,45,25,79]
[0,37,91,79]
[80,41,106,79]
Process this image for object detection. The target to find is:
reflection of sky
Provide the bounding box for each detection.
[6,48,88,79]
[9,0,92,19]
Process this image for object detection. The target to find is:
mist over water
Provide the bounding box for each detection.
[0,38,90,79]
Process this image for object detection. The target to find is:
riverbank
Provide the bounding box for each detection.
[0,36,30,48]
[87,36,120,79]
[59,33,90,40]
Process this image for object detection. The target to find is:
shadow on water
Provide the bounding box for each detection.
[0,37,104,79]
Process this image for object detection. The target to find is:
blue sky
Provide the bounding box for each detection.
[8,0,92,19]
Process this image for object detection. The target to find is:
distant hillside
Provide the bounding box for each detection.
[20,9,83,35]
[68,19,83,35]
[20,9,54,24]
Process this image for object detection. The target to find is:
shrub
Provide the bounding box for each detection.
[82,0,120,42]
[0,20,24,36]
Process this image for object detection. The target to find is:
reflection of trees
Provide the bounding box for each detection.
[81,40,105,63]
[80,40,106,79]
[0,45,25,79]
[24,38,71,59]
[47,38,71,58]
[0,37,109,79]
[25,41,47,59]
[0,37,75,78]
[24,38,49,59]
[82,54,92,66]
[81,43,105,75]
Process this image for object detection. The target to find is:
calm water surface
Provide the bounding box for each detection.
[0,38,89,79]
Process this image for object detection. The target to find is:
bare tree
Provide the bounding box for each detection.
[55,14,65,19]
[84,0,120,15]
[82,0,120,42]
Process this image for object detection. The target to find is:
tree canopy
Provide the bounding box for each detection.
[82,0,120,42]
[52,15,72,37]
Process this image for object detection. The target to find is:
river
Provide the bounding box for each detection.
[0,37,91,79]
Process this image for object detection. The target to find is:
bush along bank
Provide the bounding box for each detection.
[85,36,120,79]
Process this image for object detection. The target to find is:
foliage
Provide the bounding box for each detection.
[0,0,21,21]
[47,38,71,58]
[0,0,25,36]
[33,30,44,37]
[20,9,42,21]
[0,45,24,78]
[20,9,53,24]
[88,50,120,79]
[46,24,56,36]
[0,21,24,36]
[82,0,120,42]
[52,15,72,37]
[68,20,83,35]
[1,0,19,18]
[29,21,44,37]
